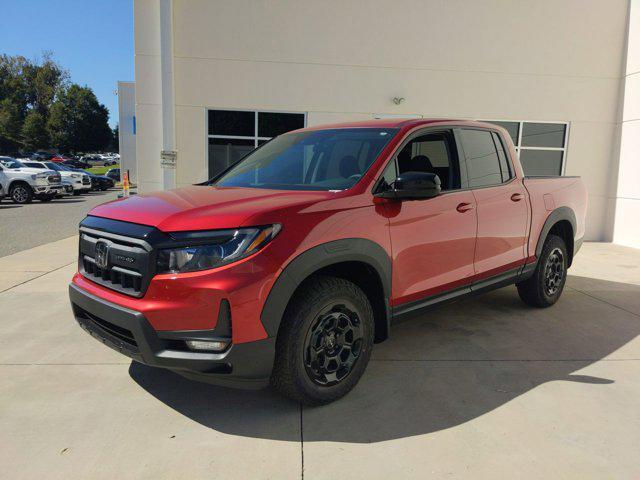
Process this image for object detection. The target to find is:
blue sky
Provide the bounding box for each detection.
[0,0,134,127]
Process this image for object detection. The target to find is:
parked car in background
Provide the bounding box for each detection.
[22,161,91,195]
[62,159,91,169]
[67,167,115,191]
[30,152,55,161]
[50,154,75,163]
[69,119,587,405]
[0,157,64,203]
[81,155,117,166]
[105,168,120,182]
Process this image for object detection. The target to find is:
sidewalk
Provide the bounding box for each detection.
[0,236,78,292]
[1,239,639,479]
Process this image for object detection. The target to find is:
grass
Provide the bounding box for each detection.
[87,164,119,175]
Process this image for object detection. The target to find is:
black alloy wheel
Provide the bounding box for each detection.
[303,303,364,386]
[544,247,564,296]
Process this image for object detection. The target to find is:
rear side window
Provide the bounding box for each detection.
[492,132,513,182]
[460,129,503,188]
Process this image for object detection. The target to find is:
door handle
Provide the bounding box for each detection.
[511,193,524,202]
[456,202,475,213]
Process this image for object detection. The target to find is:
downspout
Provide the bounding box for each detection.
[160,0,176,190]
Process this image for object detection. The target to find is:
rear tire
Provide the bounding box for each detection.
[271,275,375,405]
[517,234,568,307]
[10,183,33,204]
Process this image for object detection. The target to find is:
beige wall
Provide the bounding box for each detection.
[613,0,640,248]
[135,0,631,241]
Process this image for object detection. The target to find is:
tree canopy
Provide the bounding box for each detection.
[0,52,115,154]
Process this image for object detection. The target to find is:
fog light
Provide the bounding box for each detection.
[185,339,229,352]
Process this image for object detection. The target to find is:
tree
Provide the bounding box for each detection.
[0,52,68,153]
[109,124,119,152]
[21,111,49,151]
[47,84,112,152]
[0,99,23,152]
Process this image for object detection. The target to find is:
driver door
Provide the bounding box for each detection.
[382,129,477,310]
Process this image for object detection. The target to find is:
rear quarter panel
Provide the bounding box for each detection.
[524,177,587,257]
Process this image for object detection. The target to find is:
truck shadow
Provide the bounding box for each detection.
[129,275,639,443]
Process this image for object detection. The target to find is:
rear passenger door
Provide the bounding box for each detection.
[458,128,530,281]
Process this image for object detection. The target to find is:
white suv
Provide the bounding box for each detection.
[22,161,91,196]
[0,157,64,204]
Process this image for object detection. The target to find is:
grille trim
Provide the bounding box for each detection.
[79,228,154,298]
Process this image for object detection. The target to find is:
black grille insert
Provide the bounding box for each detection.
[75,307,138,348]
[83,256,142,293]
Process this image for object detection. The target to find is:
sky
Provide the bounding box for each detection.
[0,0,134,128]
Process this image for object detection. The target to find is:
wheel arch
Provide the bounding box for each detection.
[535,207,577,266]
[8,179,32,191]
[261,238,392,343]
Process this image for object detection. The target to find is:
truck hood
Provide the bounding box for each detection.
[88,185,337,232]
[7,167,55,175]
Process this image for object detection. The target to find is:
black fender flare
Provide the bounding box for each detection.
[260,238,392,338]
[535,206,577,259]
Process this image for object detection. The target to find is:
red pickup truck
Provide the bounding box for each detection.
[69,119,587,405]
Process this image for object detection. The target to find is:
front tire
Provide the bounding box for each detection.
[517,234,568,307]
[10,183,33,204]
[271,275,374,405]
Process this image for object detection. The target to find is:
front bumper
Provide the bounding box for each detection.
[69,283,276,389]
[34,184,64,195]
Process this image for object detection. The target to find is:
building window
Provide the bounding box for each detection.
[482,120,569,176]
[207,109,306,177]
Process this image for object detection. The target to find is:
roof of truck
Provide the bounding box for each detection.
[299,118,494,131]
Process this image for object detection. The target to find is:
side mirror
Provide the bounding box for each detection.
[376,171,441,200]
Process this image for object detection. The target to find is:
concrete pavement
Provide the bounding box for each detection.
[0,240,639,479]
[0,190,118,257]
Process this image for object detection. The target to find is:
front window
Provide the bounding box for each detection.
[1,159,26,169]
[211,128,398,191]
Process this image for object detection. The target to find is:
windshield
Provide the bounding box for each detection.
[212,128,398,191]
[23,162,46,169]
[45,162,70,171]
[1,158,25,169]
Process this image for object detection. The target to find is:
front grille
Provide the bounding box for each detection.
[83,256,142,293]
[48,173,61,184]
[79,229,153,297]
[82,176,91,185]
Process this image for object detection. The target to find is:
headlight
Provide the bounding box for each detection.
[156,224,281,274]
[71,174,81,178]
[35,172,49,179]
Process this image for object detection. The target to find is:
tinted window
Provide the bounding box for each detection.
[377,160,397,191]
[460,129,502,188]
[486,121,519,145]
[521,123,566,148]
[519,150,563,176]
[208,110,254,137]
[24,162,45,169]
[258,112,305,137]
[208,138,255,177]
[396,132,460,190]
[492,132,512,182]
[213,128,397,191]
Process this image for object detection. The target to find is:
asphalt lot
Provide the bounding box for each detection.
[0,190,119,257]
[0,241,639,479]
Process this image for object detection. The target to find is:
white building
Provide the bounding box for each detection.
[117,81,137,183]
[133,0,639,247]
